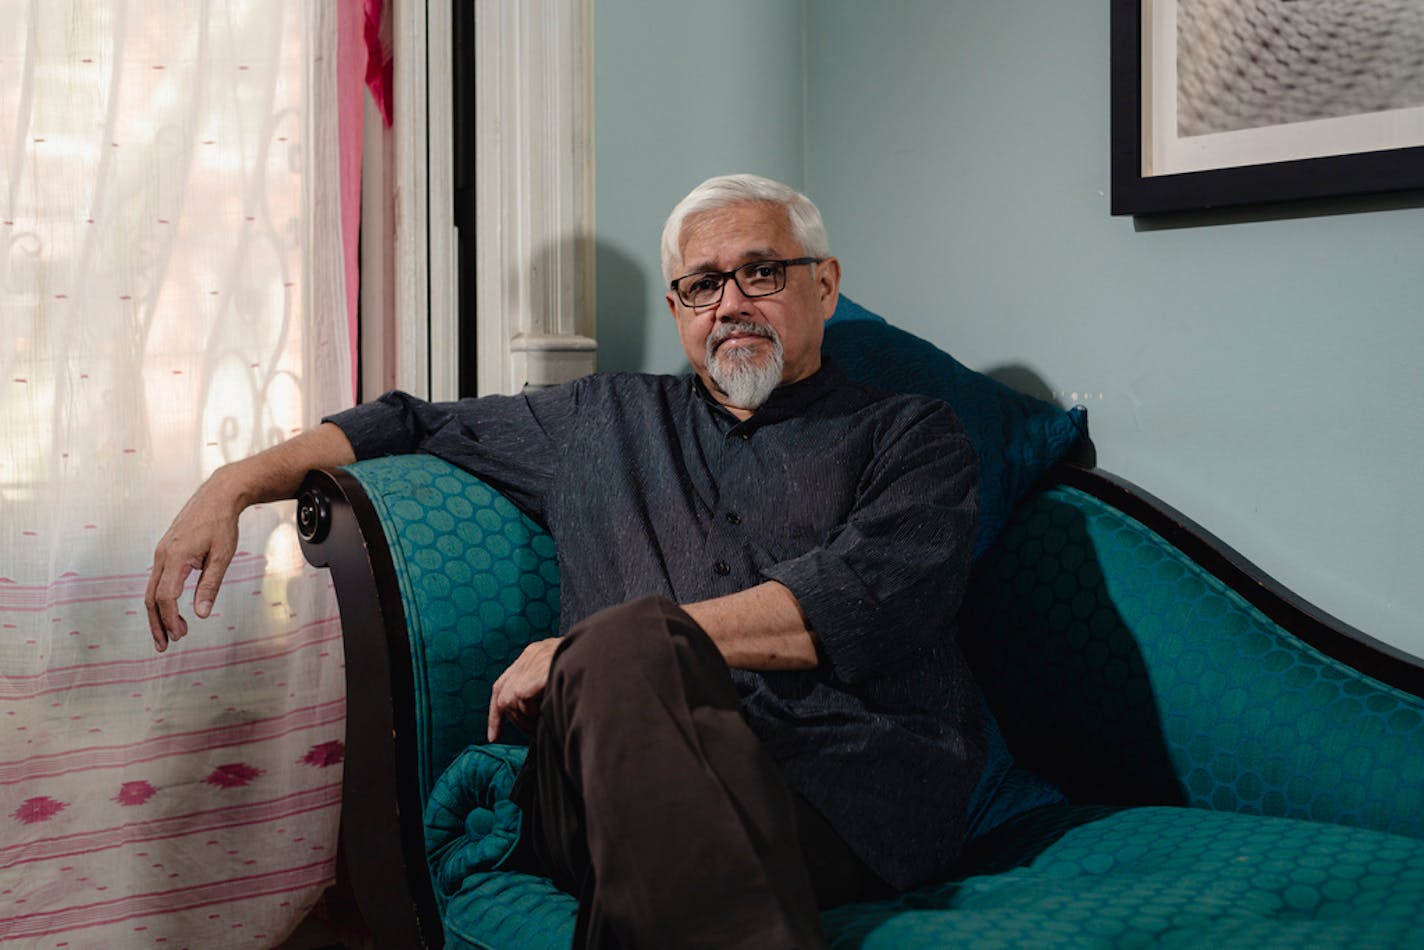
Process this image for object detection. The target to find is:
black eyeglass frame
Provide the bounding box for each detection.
[669,256,824,309]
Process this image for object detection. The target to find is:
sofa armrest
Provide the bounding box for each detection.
[297,465,438,947]
[298,454,561,948]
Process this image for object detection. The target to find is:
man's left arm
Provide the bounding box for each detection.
[760,400,978,685]
[681,581,820,670]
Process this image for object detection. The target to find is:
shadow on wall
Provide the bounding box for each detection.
[1131,186,1424,232]
[984,364,1096,466]
[521,236,623,337]
[983,364,1058,406]
[594,241,651,373]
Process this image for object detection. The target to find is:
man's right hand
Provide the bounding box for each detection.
[143,422,357,653]
[145,472,245,653]
[486,637,562,742]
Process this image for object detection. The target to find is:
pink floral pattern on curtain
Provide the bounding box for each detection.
[1,2,355,946]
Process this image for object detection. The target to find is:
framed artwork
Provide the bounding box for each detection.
[1111,0,1424,215]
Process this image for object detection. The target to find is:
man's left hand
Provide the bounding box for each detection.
[486,637,561,742]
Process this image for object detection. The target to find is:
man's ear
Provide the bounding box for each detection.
[665,292,680,320]
[816,257,842,321]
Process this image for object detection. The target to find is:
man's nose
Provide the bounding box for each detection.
[714,275,752,320]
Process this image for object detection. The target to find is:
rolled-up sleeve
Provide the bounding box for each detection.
[324,390,448,458]
[762,403,978,684]
[323,384,577,523]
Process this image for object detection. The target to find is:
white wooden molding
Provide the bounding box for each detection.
[392,0,431,398]
[425,0,459,401]
[475,0,597,395]
[359,95,397,400]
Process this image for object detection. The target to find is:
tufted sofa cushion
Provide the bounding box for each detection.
[425,743,576,947]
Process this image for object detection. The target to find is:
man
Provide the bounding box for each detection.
[147,174,985,948]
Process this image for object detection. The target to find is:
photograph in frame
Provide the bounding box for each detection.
[1112,0,1424,214]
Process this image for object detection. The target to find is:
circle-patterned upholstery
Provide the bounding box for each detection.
[344,455,561,799]
[822,804,1424,947]
[963,485,1424,838]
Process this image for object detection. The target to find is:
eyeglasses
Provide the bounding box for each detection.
[670,257,823,309]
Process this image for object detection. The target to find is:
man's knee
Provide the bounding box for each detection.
[548,594,732,716]
[557,594,688,671]
[537,596,688,739]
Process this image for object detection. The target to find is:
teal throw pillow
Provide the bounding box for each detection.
[824,295,1088,561]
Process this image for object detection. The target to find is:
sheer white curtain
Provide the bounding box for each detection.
[1,2,353,946]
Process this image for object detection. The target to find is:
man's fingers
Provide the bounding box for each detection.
[485,640,559,742]
[486,679,506,743]
[486,672,532,742]
[145,552,193,649]
[507,701,537,736]
[153,559,194,646]
[487,691,535,741]
[144,567,169,653]
[193,545,235,619]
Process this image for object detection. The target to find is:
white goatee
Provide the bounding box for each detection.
[706,321,784,410]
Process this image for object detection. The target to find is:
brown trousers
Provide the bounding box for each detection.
[512,595,886,949]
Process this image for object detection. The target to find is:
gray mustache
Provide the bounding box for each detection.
[708,321,779,349]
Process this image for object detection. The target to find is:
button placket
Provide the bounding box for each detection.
[707,421,754,583]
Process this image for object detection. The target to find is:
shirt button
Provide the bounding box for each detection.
[713,560,731,576]
[725,512,741,525]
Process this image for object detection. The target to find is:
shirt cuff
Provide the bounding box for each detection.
[762,553,884,684]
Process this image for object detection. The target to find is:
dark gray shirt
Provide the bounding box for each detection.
[327,360,985,889]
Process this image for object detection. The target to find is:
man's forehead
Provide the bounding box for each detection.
[684,245,784,273]
[680,203,799,271]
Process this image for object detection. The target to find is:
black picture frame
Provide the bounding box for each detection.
[1110,0,1424,216]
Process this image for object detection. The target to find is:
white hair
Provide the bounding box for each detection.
[660,174,830,285]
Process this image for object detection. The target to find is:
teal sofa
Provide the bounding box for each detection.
[297,310,1424,948]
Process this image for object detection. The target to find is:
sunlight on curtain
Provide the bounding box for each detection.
[1,2,352,946]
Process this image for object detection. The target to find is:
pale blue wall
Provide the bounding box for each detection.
[594,0,806,375]
[595,1,1424,658]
